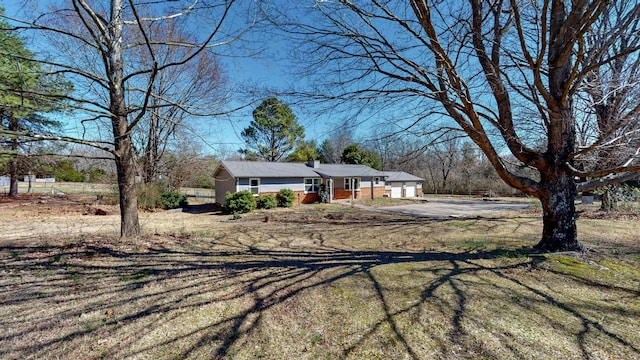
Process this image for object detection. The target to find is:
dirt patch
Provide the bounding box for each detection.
[0,195,119,241]
[0,194,236,244]
[0,194,110,215]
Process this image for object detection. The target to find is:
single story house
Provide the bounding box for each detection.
[214,160,387,205]
[382,171,423,198]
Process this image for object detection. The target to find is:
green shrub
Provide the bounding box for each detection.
[225,191,257,214]
[52,160,85,182]
[82,167,112,183]
[55,167,85,182]
[257,194,277,209]
[136,183,187,210]
[137,183,162,210]
[160,191,187,209]
[276,188,296,208]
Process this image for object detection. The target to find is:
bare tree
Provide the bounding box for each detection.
[363,129,410,171]
[2,0,250,237]
[430,136,461,192]
[131,19,227,184]
[576,2,640,211]
[268,0,640,251]
[318,125,353,164]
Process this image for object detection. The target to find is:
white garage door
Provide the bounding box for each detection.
[405,182,416,197]
[390,185,402,198]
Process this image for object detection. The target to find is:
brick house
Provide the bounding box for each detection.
[214,160,387,205]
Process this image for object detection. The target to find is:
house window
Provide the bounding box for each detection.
[249,178,260,194]
[344,177,360,190]
[304,178,322,193]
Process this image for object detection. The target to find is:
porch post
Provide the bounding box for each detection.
[351,178,355,204]
[371,177,374,199]
[328,178,333,204]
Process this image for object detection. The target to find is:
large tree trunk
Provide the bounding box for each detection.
[535,169,582,252]
[533,0,582,253]
[534,113,584,252]
[110,0,140,238]
[114,129,140,238]
[8,157,18,198]
[600,186,618,212]
[115,156,140,238]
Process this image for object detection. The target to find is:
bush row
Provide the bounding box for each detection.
[225,189,296,214]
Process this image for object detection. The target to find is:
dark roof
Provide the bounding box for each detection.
[382,171,423,182]
[216,161,318,178]
[215,160,387,179]
[312,164,386,178]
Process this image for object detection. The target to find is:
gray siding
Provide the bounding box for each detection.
[214,168,237,205]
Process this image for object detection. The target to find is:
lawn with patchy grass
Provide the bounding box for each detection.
[1,197,639,359]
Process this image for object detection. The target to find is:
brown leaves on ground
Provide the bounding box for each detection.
[0,194,115,216]
[579,210,640,220]
[1,196,639,359]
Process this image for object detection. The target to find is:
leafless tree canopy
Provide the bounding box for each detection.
[130,19,228,184]
[1,0,251,237]
[267,0,640,251]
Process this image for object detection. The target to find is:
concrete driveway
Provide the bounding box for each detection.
[376,198,533,218]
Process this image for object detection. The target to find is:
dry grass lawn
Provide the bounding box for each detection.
[1,195,639,359]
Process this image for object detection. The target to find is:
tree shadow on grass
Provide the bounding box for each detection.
[180,203,225,215]
[0,240,638,359]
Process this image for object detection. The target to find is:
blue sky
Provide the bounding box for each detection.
[1,0,344,157]
[2,1,447,159]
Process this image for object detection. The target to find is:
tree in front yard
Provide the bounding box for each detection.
[3,1,250,237]
[267,0,640,252]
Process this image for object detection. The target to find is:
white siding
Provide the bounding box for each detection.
[405,182,416,197]
[390,185,402,198]
[237,177,306,193]
[388,181,420,198]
